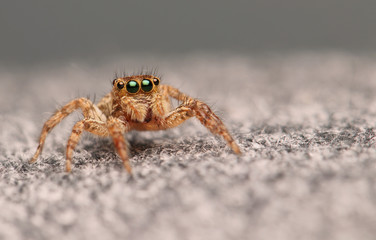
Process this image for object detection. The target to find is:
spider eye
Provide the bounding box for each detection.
[112,79,117,85]
[126,80,139,93]
[153,78,160,86]
[117,81,124,89]
[141,79,153,92]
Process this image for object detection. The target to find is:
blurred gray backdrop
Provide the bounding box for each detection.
[1,0,376,66]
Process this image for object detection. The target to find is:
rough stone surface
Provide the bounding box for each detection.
[1,53,376,240]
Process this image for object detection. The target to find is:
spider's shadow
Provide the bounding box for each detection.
[80,133,175,153]
[75,132,183,167]
[62,123,226,171]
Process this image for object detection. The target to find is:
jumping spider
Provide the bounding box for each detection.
[30,74,241,173]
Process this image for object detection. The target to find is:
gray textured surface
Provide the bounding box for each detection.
[1,53,376,240]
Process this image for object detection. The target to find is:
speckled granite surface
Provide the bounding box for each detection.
[1,53,376,240]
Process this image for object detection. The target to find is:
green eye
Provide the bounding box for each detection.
[141,79,153,92]
[126,80,139,93]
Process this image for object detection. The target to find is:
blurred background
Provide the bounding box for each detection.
[1,0,375,67]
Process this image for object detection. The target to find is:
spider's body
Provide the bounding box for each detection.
[31,74,241,173]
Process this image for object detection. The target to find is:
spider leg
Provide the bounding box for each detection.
[107,117,132,173]
[65,119,110,172]
[30,98,105,163]
[161,85,241,154]
[66,120,85,172]
[164,104,194,128]
[191,99,241,154]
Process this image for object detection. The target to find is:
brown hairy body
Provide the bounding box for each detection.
[30,74,241,174]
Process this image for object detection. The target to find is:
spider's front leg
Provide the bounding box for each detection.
[65,119,110,172]
[30,98,106,164]
[161,85,242,154]
[107,117,132,173]
[65,116,132,173]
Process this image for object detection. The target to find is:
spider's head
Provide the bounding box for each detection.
[112,75,160,98]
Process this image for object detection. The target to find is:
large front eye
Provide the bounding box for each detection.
[126,80,139,93]
[141,79,153,92]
